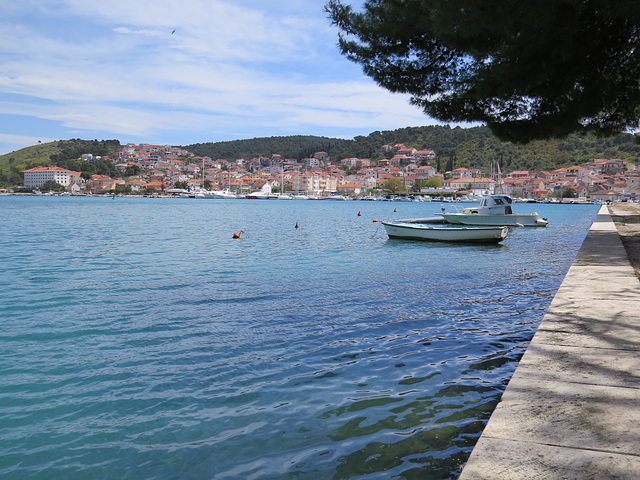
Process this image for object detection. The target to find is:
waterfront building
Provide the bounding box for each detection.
[23,166,71,188]
[86,175,115,193]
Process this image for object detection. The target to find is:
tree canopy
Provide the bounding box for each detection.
[382,177,406,192]
[326,0,640,143]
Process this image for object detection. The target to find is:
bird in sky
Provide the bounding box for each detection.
[171,29,176,34]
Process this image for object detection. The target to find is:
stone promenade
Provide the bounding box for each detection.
[459,205,640,480]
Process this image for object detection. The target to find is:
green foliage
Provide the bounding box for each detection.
[49,139,120,164]
[554,187,577,198]
[183,124,640,175]
[124,165,140,176]
[382,177,406,193]
[327,0,640,143]
[185,135,349,161]
[38,180,67,192]
[0,139,120,187]
[424,176,443,188]
[411,179,423,192]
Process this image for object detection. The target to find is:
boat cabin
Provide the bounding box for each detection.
[463,195,514,215]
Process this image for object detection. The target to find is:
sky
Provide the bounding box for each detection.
[0,0,449,156]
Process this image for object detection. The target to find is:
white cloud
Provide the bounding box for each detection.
[0,0,444,156]
[0,134,58,156]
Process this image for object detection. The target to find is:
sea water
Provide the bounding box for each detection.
[0,196,599,479]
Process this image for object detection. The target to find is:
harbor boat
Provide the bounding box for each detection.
[246,183,273,199]
[381,222,509,243]
[439,194,548,227]
[319,194,350,200]
[210,190,236,199]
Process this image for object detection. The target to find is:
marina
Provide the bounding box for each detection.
[0,197,599,479]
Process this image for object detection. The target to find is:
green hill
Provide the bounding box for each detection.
[185,125,640,173]
[184,135,351,162]
[0,139,121,187]
[2,126,639,188]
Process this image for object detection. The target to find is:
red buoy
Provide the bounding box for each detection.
[357,211,362,216]
[233,230,243,239]
[394,208,397,212]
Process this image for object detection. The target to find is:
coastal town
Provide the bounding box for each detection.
[20,141,640,202]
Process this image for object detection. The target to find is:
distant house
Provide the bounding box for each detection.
[414,149,436,160]
[444,177,496,195]
[416,165,437,177]
[86,175,114,193]
[509,170,530,178]
[451,168,468,178]
[337,182,367,195]
[314,151,330,162]
[126,178,147,192]
[144,181,166,192]
[340,157,359,168]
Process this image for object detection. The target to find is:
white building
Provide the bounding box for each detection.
[23,166,71,188]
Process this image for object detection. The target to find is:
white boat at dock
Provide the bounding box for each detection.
[210,190,237,199]
[439,195,548,227]
[381,222,509,243]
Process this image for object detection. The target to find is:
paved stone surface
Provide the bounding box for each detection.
[459,206,640,480]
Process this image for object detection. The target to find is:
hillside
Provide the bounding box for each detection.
[2,126,639,187]
[185,125,640,173]
[0,139,121,187]
[185,135,351,162]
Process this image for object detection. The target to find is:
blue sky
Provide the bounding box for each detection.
[0,0,444,156]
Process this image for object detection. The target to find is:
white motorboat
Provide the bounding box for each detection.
[439,195,548,227]
[246,184,273,199]
[382,222,509,243]
[319,194,350,200]
[210,190,236,199]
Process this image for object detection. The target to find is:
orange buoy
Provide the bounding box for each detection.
[295,222,299,229]
[232,230,244,239]
[357,211,362,216]
[373,219,378,223]
[394,208,397,212]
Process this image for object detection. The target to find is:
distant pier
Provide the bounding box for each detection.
[459,205,640,479]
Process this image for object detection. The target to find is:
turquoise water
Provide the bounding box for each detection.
[0,197,598,479]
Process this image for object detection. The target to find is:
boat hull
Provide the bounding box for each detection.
[382,222,509,243]
[440,213,548,227]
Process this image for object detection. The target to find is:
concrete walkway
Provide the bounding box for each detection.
[459,206,640,480]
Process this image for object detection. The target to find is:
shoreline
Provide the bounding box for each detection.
[459,205,640,479]
[609,203,640,279]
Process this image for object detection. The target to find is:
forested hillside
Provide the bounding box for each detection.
[185,136,351,162]
[185,125,640,173]
[2,126,639,188]
[0,139,121,187]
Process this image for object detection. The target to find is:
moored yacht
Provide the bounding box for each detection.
[439,195,548,227]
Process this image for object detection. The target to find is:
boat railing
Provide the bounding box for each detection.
[439,204,464,214]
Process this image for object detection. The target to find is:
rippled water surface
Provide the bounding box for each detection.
[0,196,599,479]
